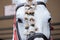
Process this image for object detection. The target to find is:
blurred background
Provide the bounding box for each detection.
[0,0,60,40]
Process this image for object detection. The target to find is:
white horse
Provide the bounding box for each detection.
[13,0,52,40]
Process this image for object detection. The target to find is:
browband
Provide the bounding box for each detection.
[16,1,46,11]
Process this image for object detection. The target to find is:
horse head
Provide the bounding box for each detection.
[15,0,51,40]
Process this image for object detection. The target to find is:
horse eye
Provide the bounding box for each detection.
[48,18,51,22]
[18,18,23,23]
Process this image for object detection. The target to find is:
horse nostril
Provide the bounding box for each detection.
[18,18,23,23]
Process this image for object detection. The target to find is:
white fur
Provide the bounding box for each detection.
[16,4,51,40]
[15,0,51,40]
[14,0,48,5]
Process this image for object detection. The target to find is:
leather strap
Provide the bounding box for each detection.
[16,1,46,11]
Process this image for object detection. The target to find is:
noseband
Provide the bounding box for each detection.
[27,33,48,40]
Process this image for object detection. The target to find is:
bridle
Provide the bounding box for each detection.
[16,2,47,40]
